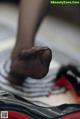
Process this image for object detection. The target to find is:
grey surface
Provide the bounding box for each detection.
[0,23,16,41]
[0,3,18,41]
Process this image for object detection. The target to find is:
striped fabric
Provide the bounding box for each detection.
[0,59,65,98]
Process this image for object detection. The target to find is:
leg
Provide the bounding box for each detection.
[8,0,52,85]
[12,0,49,59]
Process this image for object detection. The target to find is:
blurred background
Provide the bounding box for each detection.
[0,1,80,68]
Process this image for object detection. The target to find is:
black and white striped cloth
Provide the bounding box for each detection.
[0,59,65,98]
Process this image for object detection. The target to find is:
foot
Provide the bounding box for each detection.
[8,47,52,85]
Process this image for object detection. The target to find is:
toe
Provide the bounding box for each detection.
[39,48,52,67]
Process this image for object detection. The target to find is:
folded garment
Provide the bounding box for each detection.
[0,59,65,98]
[0,91,80,119]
